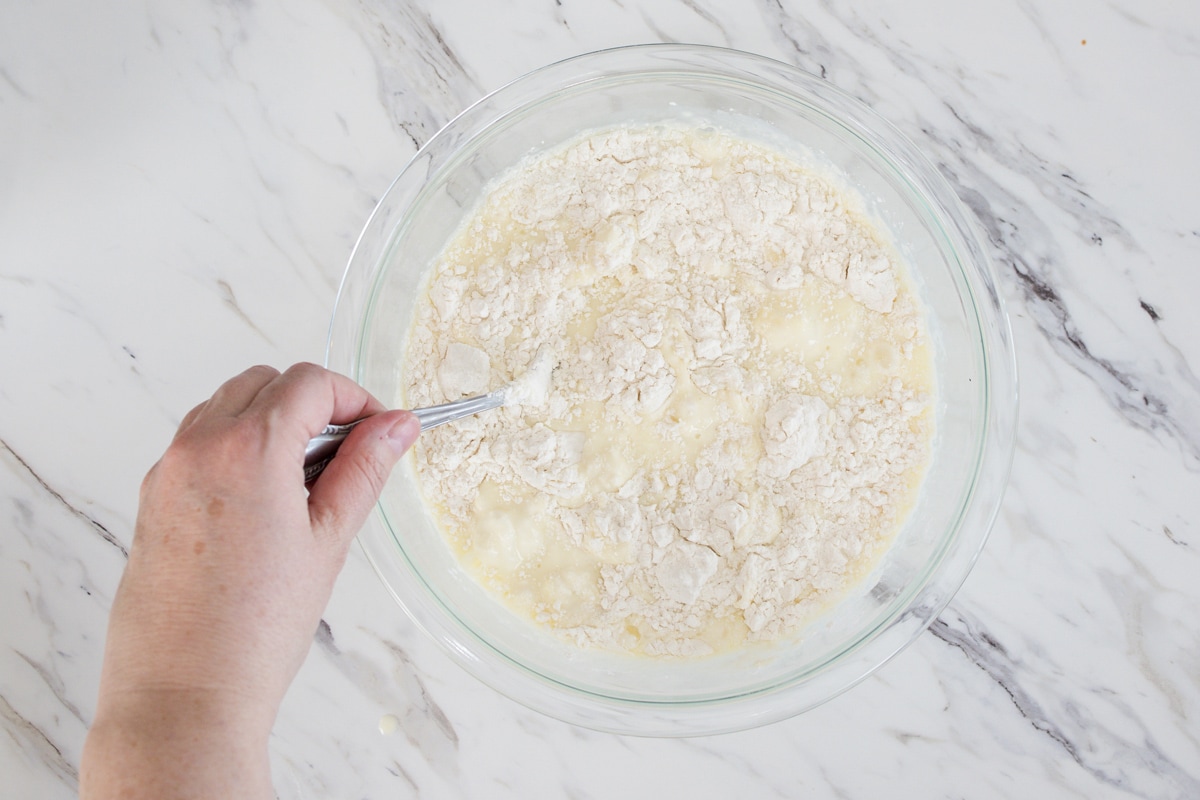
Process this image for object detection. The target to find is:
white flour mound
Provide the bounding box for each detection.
[405,124,934,657]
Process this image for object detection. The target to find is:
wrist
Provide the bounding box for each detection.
[82,687,274,800]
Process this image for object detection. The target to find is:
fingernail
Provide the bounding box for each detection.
[386,413,421,454]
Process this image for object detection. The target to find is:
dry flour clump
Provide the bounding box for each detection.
[405,124,934,657]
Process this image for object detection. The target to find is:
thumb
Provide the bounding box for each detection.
[307,410,420,548]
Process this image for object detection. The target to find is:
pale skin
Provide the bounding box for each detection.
[79,363,421,800]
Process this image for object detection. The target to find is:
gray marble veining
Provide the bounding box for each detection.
[2,0,1197,797]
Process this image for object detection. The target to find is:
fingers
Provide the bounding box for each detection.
[172,365,280,442]
[242,363,387,441]
[203,365,281,417]
[172,400,209,442]
[306,410,420,549]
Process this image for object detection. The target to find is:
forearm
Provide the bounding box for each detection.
[80,365,418,798]
[80,688,273,800]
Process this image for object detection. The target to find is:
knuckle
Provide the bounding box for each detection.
[231,364,280,390]
[331,436,392,499]
[351,446,390,496]
[210,365,278,404]
[284,361,325,382]
[160,418,264,475]
[245,364,280,379]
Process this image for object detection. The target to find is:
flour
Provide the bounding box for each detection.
[437,342,489,398]
[405,124,934,657]
[503,345,554,408]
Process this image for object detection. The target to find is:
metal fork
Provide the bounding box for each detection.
[302,390,505,483]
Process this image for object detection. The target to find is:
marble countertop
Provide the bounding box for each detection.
[3,1,1197,797]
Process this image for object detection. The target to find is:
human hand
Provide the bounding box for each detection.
[80,363,420,799]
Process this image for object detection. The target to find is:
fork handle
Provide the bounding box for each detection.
[302,390,505,482]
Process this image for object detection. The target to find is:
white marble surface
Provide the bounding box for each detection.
[2,1,1198,797]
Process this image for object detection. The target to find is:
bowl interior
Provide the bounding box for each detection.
[329,45,1011,734]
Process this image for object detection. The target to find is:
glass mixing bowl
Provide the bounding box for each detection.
[326,44,1017,736]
